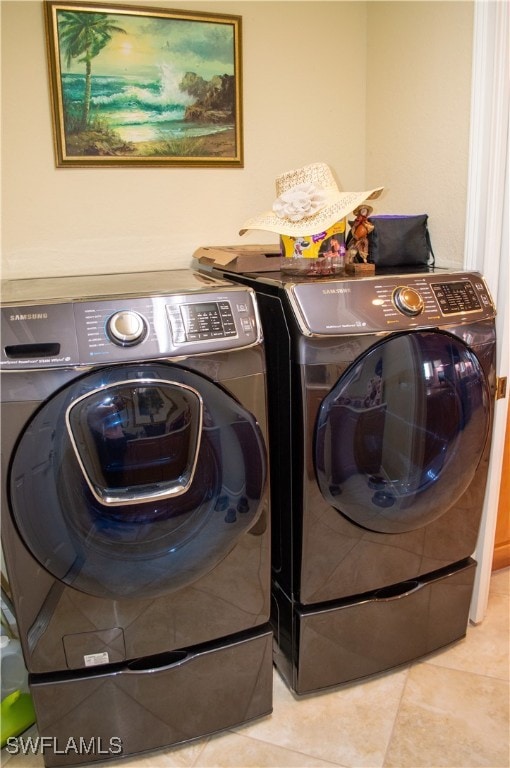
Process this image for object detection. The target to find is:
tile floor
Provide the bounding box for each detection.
[2,568,509,768]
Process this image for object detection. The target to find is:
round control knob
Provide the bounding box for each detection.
[393,286,424,317]
[107,311,147,346]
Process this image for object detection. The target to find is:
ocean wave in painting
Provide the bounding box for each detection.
[62,63,232,143]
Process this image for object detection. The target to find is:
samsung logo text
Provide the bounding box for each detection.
[9,313,48,321]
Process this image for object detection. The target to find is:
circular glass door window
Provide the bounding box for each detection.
[314,331,490,533]
[10,363,266,599]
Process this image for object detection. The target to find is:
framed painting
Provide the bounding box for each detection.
[44,1,243,167]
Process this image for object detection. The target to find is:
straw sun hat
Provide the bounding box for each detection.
[239,162,383,238]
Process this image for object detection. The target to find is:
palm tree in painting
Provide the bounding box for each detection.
[58,11,126,129]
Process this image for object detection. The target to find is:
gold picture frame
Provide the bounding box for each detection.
[44,1,243,167]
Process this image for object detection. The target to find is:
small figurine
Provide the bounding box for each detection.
[347,205,374,263]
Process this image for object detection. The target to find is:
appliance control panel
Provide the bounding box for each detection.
[1,288,259,369]
[166,300,237,344]
[288,272,495,336]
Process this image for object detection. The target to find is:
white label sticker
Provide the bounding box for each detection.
[84,652,109,667]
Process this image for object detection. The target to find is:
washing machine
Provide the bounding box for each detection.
[200,264,496,694]
[0,269,272,765]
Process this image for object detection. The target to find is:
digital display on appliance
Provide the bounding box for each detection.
[431,281,482,315]
[166,300,237,343]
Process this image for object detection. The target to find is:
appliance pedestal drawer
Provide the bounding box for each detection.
[290,559,476,695]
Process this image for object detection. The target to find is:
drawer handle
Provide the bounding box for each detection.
[5,343,60,358]
[374,580,420,601]
[127,650,189,673]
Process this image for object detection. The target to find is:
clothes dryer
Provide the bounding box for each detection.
[200,265,496,694]
[1,270,272,765]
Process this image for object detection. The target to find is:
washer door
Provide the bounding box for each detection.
[10,363,266,598]
[315,331,490,533]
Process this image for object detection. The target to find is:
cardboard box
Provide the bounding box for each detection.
[194,244,282,273]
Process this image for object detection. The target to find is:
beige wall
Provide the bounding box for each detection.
[366,1,474,270]
[1,0,473,280]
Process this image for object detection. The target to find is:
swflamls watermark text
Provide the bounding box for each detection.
[5,736,123,756]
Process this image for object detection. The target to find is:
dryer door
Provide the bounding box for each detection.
[10,363,266,598]
[315,331,491,533]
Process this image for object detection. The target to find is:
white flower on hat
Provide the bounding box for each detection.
[272,182,327,223]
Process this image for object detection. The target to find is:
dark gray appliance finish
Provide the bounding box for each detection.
[200,265,497,694]
[0,270,272,766]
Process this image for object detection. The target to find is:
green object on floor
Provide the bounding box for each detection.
[1,689,36,747]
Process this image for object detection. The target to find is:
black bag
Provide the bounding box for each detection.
[367,214,435,267]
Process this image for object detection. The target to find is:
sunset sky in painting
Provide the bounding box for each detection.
[58,10,235,81]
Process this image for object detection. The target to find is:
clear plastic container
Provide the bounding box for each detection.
[1,637,28,698]
[279,252,345,277]
[279,223,346,277]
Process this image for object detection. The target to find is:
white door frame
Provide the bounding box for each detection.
[465,0,509,622]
